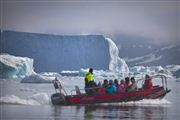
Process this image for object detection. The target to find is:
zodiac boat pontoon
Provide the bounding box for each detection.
[51,75,171,105]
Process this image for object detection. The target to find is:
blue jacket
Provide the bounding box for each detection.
[106,84,117,94]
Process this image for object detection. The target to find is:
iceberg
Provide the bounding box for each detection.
[173,68,180,78]
[1,31,129,73]
[0,54,34,78]
[130,66,165,73]
[165,65,180,73]
[21,73,54,83]
[105,38,129,73]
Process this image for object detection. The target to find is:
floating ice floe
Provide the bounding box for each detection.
[173,68,180,78]
[21,71,63,83]
[0,93,50,105]
[19,87,37,93]
[165,65,180,73]
[0,54,34,78]
[60,70,79,76]
[21,73,55,83]
[0,95,39,105]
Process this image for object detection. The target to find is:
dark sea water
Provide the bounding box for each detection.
[0,78,179,120]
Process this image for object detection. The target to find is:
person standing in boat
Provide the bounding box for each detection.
[84,68,96,95]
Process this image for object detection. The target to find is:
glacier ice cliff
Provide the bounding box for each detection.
[0,54,34,78]
[1,31,129,73]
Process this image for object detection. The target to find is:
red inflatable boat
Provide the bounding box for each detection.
[51,75,171,105]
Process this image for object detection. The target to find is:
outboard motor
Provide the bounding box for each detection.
[51,93,66,105]
[51,78,68,105]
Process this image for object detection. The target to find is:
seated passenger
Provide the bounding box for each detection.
[98,81,102,86]
[125,77,131,92]
[98,87,106,95]
[128,77,138,92]
[106,80,117,94]
[143,74,153,89]
[117,80,125,93]
[114,79,119,88]
[98,79,108,95]
[102,79,108,88]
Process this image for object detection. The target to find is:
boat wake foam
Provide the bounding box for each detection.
[0,93,50,105]
[0,92,171,106]
[100,99,171,106]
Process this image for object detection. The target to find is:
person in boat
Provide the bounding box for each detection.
[84,68,96,95]
[52,78,61,93]
[125,77,131,92]
[102,79,108,88]
[143,74,153,89]
[114,79,119,88]
[98,81,101,86]
[128,77,138,92]
[106,80,117,94]
[117,79,125,93]
[98,79,108,95]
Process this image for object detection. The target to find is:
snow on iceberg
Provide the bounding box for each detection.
[0,54,34,78]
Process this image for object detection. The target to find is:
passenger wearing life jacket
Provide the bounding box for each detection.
[117,80,125,93]
[106,80,117,94]
[84,68,96,95]
[143,74,153,89]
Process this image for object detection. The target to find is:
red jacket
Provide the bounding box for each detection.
[143,79,153,89]
[98,87,106,95]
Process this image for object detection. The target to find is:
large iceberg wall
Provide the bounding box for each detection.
[1,31,129,72]
[0,54,34,78]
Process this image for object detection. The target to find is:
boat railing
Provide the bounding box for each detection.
[70,86,101,96]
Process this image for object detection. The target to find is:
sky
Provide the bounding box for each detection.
[0,0,179,45]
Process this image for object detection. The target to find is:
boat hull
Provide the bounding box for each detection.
[51,86,171,105]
